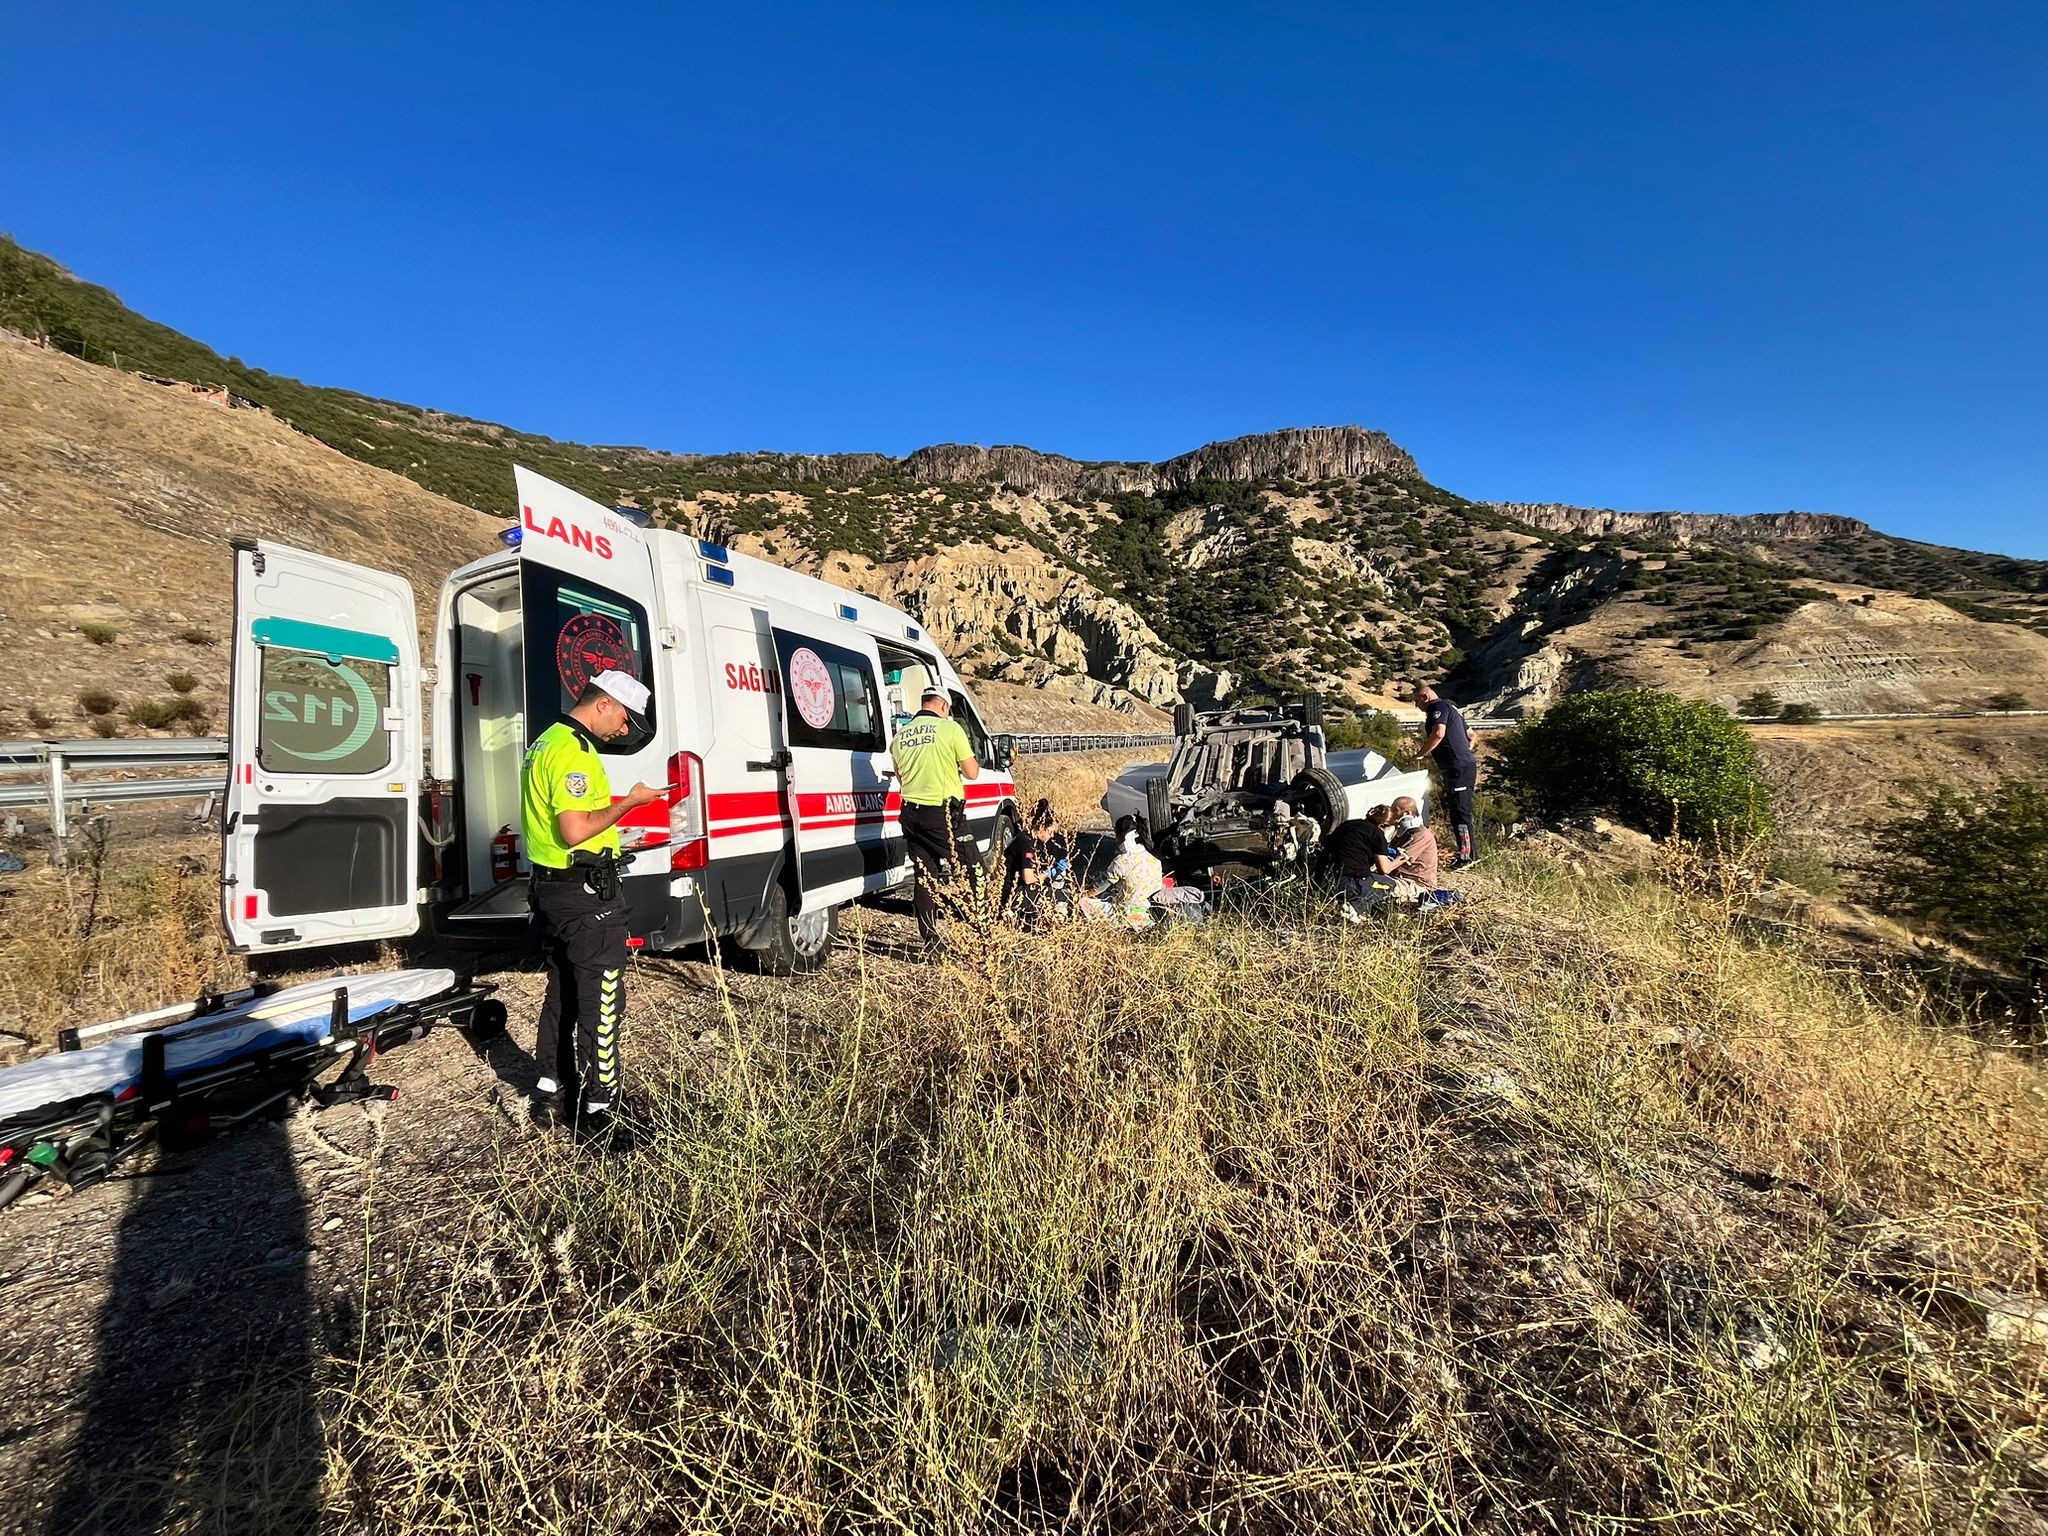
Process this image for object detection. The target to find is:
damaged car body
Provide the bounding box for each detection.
[1103,700,1433,887]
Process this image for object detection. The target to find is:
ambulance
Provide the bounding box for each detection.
[219,467,1022,972]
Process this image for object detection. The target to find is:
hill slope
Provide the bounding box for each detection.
[6,232,2047,724]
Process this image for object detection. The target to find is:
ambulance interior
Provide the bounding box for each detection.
[441,561,665,926]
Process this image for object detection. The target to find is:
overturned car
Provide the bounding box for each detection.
[1102,701,1432,886]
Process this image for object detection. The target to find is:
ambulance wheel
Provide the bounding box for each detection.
[745,881,838,976]
[1174,702,1197,736]
[0,1166,31,1212]
[986,811,1018,876]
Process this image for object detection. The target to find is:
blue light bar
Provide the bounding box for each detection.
[704,564,736,587]
[498,527,523,548]
[837,603,857,620]
[614,506,653,528]
[905,624,921,640]
[698,539,729,564]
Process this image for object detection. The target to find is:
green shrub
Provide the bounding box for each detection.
[1986,690,2029,713]
[1737,689,1781,717]
[163,696,209,733]
[124,699,177,729]
[26,706,55,732]
[1864,777,2048,955]
[164,670,198,694]
[1777,702,1823,724]
[88,716,121,738]
[179,627,216,646]
[1324,710,1404,755]
[77,688,118,717]
[1768,843,1839,898]
[1494,688,1772,839]
[80,623,116,645]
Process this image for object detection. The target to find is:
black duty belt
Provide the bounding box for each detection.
[530,864,588,883]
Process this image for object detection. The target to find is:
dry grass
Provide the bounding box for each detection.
[0,823,237,1046]
[1013,749,1159,832]
[318,853,2048,1534]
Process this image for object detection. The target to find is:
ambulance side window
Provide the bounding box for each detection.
[777,635,885,753]
[520,565,655,753]
[257,649,395,775]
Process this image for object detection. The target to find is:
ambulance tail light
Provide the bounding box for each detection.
[667,751,708,872]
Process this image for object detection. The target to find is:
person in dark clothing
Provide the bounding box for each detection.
[1411,681,1479,862]
[1002,798,1071,919]
[890,687,983,950]
[1327,804,1401,922]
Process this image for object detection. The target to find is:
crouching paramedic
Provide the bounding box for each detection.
[890,686,981,952]
[520,669,661,1139]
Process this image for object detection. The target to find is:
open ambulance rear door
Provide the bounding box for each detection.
[512,469,680,931]
[221,540,423,953]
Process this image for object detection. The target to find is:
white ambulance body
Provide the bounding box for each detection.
[219,467,1021,972]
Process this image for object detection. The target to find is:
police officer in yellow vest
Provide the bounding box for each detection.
[521,669,660,1143]
[890,686,982,952]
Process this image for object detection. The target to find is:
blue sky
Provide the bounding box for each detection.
[4,2,2044,556]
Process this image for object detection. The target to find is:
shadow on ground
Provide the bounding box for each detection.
[36,1122,319,1536]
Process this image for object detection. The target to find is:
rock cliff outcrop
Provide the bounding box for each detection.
[1493,503,1869,544]
[794,545,1196,712]
[1157,427,1417,488]
[899,445,1154,498]
[667,427,1423,501]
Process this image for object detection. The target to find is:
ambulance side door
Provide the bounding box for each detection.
[948,686,1013,855]
[768,617,895,912]
[221,540,423,953]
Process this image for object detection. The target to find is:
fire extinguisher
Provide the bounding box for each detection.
[490,825,520,883]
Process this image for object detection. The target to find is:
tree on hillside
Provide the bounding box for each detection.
[1494,689,1772,839]
[1986,690,2029,713]
[1737,688,1781,717]
[1777,702,1823,724]
[1865,777,2048,956]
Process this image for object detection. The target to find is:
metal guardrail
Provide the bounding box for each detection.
[7,707,2043,831]
[0,733,1177,834]
[1011,732,1175,755]
[0,738,228,838]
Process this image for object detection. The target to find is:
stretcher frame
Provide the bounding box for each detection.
[0,979,505,1211]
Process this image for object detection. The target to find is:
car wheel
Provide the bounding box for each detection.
[742,879,838,976]
[1145,773,1172,838]
[1292,764,1350,837]
[1174,701,1196,736]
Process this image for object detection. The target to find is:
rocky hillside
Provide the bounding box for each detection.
[6,231,2047,725]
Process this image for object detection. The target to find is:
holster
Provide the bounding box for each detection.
[571,849,623,901]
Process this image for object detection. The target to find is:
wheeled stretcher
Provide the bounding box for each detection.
[0,969,505,1211]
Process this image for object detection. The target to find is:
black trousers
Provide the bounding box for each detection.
[531,874,629,1112]
[1444,770,1477,860]
[901,801,981,947]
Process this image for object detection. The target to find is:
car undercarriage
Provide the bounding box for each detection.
[1144,704,1350,886]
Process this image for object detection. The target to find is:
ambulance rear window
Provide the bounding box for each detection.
[256,648,395,776]
[520,566,656,752]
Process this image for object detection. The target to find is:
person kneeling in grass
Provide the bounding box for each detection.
[1389,794,1439,901]
[1081,813,1165,929]
[1328,804,1401,922]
